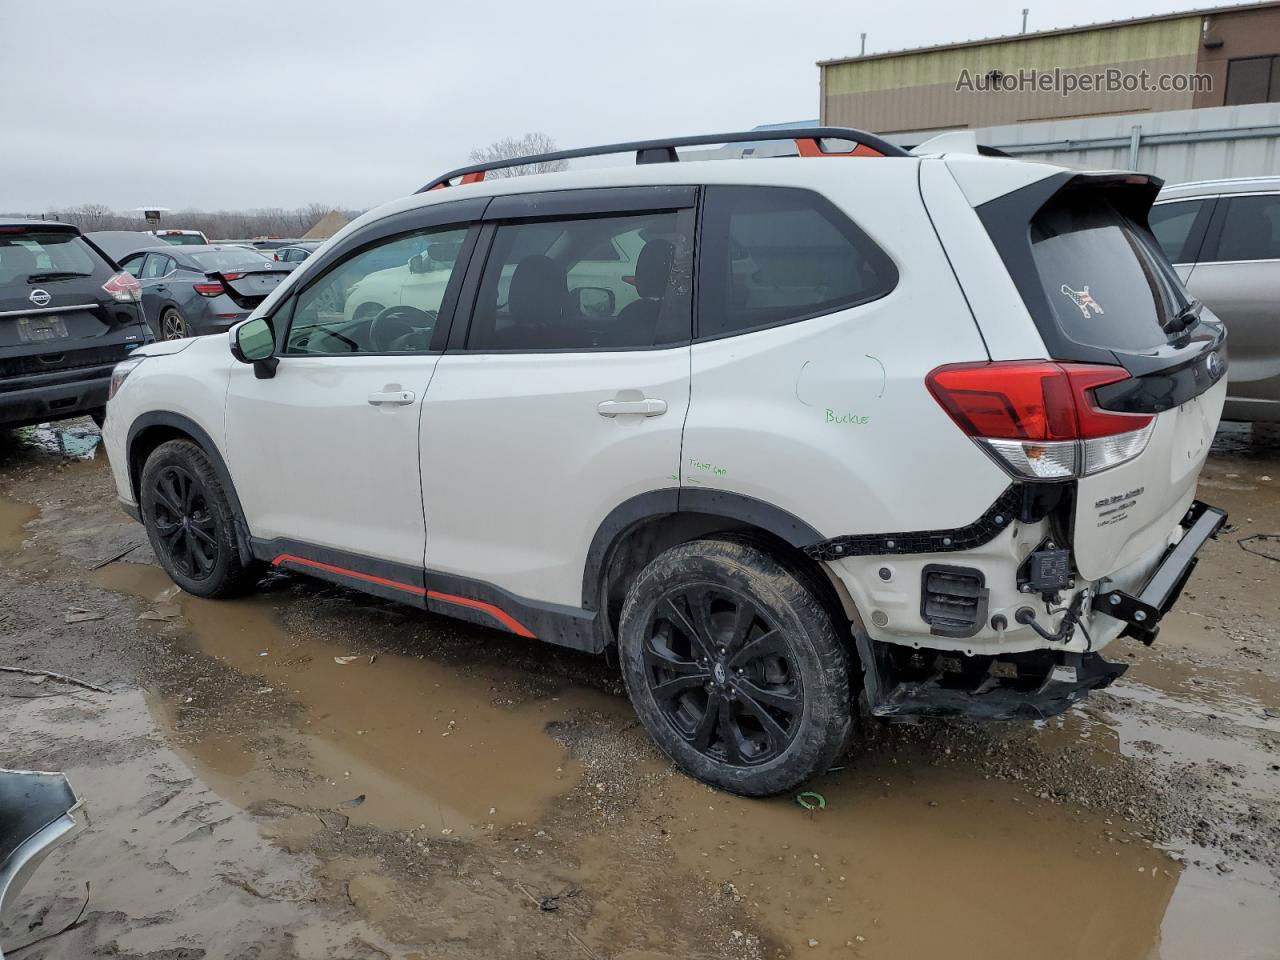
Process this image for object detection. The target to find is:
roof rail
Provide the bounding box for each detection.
[416,126,910,193]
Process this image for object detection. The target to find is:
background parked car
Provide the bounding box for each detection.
[274,241,322,263]
[1150,176,1280,422]
[147,228,209,246]
[114,244,290,340]
[0,218,148,428]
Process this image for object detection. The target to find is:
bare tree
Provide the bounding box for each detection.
[1,205,364,240]
[467,132,568,178]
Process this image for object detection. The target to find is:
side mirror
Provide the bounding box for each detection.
[574,286,615,319]
[230,317,279,378]
[408,253,428,274]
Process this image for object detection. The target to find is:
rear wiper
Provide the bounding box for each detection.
[1169,298,1203,332]
[26,271,93,282]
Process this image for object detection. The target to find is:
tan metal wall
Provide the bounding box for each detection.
[822,18,1203,133]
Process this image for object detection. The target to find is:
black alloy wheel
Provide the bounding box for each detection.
[148,463,220,581]
[643,585,803,766]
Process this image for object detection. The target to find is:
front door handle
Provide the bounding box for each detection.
[597,397,667,418]
[368,390,415,406]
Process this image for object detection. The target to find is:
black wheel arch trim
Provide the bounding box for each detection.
[581,488,825,610]
[125,411,254,567]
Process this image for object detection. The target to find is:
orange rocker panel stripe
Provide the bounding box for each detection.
[271,554,536,638]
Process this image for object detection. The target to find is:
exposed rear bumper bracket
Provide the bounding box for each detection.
[1091,500,1227,645]
[854,634,1126,721]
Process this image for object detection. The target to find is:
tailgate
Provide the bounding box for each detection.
[1075,377,1225,579]
[210,269,290,309]
[974,170,1229,582]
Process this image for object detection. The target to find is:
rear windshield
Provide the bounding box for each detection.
[158,233,206,245]
[190,250,273,271]
[0,233,102,291]
[1030,192,1190,353]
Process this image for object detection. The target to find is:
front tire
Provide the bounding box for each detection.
[618,539,852,797]
[140,439,260,598]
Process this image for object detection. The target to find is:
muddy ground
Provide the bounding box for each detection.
[1,419,1278,960]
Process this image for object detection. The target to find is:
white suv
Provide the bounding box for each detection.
[103,128,1229,796]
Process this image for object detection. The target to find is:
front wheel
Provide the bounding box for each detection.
[139,439,260,598]
[618,539,852,797]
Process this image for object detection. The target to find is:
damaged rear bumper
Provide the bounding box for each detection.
[1090,500,1227,646]
[855,633,1127,721]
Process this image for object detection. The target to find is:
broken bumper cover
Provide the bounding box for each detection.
[855,634,1127,721]
[1091,500,1227,645]
[0,770,88,958]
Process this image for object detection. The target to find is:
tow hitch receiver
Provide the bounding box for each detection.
[1092,500,1227,645]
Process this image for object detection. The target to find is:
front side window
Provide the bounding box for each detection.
[1147,199,1205,263]
[1208,194,1280,262]
[285,225,467,355]
[119,253,147,276]
[696,186,898,339]
[466,210,692,351]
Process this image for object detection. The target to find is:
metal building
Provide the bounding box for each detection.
[820,2,1280,135]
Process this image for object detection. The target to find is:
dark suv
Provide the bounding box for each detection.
[1,219,150,429]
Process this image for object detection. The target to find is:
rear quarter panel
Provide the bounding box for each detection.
[682,162,1009,541]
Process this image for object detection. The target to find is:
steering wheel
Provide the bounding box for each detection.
[368,305,436,352]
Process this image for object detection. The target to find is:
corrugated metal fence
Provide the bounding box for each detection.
[892,102,1280,182]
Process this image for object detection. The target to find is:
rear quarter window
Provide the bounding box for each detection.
[696,186,897,339]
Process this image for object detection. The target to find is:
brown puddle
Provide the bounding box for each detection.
[93,561,596,835]
[0,493,37,554]
[582,761,1181,959]
[87,560,1280,959]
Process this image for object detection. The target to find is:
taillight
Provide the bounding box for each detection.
[222,272,243,281]
[102,272,142,303]
[926,361,1155,480]
[194,282,225,297]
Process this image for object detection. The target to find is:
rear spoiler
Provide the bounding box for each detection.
[207,268,291,310]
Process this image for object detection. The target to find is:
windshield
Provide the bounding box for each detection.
[190,250,274,271]
[0,233,100,290]
[1030,192,1191,353]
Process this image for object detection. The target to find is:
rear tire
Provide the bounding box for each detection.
[618,538,852,797]
[160,307,191,340]
[140,439,261,598]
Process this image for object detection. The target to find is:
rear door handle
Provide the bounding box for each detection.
[368,390,415,406]
[597,398,667,417]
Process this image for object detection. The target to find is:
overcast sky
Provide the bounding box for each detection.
[1,0,1211,213]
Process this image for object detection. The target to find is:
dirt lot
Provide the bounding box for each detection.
[1,419,1278,959]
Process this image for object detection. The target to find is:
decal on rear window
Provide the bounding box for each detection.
[1060,284,1105,319]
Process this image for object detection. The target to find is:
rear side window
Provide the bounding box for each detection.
[0,233,100,290]
[467,210,692,351]
[1206,194,1280,262]
[697,186,897,339]
[141,253,174,279]
[1030,191,1190,353]
[1147,200,1205,263]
